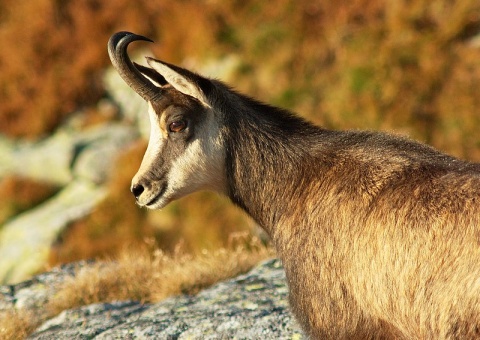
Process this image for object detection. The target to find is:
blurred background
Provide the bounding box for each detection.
[0,0,479,284]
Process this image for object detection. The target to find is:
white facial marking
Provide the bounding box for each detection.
[142,102,165,169]
[148,109,226,210]
[133,101,226,210]
[167,112,226,197]
[131,103,166,206]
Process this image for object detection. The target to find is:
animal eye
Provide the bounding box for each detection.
[168,120,187,133]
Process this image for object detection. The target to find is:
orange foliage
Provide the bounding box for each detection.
[0,0,160,138]
[1,0,479,265]
[0,176,59,225]
[1,0,479,151]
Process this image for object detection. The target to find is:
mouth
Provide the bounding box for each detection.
[145,183,167,207]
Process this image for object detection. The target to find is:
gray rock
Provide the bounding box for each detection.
[0,261,83,317]
[24,259,304,339]
[0,130,74,185]
[0,181,106,284]
[0,123,138,185]
[103,59,150,139]
[0,122,139,284]
[71,124,139,184]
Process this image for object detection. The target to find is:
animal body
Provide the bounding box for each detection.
[108,31,480,339]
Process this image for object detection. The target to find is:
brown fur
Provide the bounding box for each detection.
[109,32,480,339]
[220,100,480,338]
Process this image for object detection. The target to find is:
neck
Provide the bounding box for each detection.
[217,87,329,235]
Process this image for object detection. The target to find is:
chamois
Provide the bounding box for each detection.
[108,31,480,339]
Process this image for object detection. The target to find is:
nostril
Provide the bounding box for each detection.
[131,184,145,198]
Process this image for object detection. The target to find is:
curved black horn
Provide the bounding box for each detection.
[108,31,158,101]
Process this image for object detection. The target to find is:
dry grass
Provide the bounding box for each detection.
[51,235,273,309]
[0,309,35,340]
[0,236,274,339]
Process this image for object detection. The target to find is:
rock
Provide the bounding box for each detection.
[0,261,82,317]
[0,123,138,186]
[0,181,106,284]
[184,54,241,82]
[103,59,150,139]
[0,131,74,185]
[10,259,304,339]
[0,121,139,283]
[71,124,139,184]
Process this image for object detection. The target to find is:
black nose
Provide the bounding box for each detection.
[131,184,145,198]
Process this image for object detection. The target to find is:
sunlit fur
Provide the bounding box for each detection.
[119,47,480,339]
[213,82,480,338]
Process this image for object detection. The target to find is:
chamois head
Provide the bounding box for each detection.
[108,32,226,209]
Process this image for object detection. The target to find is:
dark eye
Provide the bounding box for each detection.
[168,120,187,133]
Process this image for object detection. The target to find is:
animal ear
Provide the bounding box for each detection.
[134,62,168,87]
[146,57,211,106]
